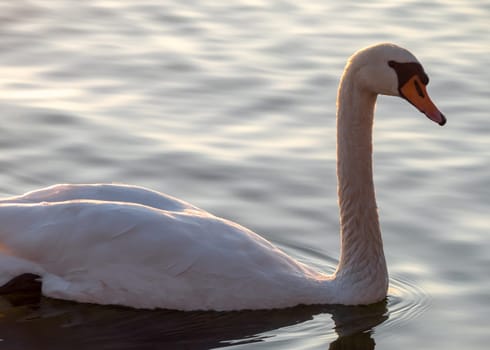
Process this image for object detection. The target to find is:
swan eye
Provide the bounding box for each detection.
[388,60,429,89]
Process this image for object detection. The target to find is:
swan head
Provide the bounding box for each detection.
[349,43,446,126]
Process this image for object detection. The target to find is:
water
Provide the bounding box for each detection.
[0,0,489,349]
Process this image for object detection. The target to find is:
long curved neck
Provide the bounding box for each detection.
[333,66,388,300]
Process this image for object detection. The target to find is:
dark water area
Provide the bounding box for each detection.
[1,292,388,350]
[0,1,489,349]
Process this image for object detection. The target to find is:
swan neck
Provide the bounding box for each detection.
[334,67,388,299]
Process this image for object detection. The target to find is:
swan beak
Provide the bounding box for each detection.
[400,76,446,126]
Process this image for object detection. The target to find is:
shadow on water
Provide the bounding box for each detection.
[0,282,388,350]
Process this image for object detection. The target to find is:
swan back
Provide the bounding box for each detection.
[0,184,200,213]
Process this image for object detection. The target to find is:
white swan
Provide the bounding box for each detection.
[0,43,445,311]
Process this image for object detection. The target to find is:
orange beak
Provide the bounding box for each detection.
[400,76,446,126]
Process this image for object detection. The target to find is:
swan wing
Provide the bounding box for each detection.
[0,184,200,213]
[0,200,318,310]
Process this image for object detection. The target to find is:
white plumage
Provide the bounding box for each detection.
[0,44,445,311]
[0,184,328,310]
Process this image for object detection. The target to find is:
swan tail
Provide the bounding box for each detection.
[0,252,77,303]
[0,253,45,291]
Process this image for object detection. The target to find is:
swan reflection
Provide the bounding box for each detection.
[0,289,388,350]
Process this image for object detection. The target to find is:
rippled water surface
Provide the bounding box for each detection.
[1,1,489,349]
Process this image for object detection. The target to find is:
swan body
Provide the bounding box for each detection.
[0,184,331,310]
[0,44,445,311]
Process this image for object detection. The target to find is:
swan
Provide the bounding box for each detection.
[0,43,445,311]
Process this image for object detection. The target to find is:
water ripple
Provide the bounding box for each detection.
[0,0,488,349]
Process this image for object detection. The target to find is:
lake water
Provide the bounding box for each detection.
[0,1,489,349]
